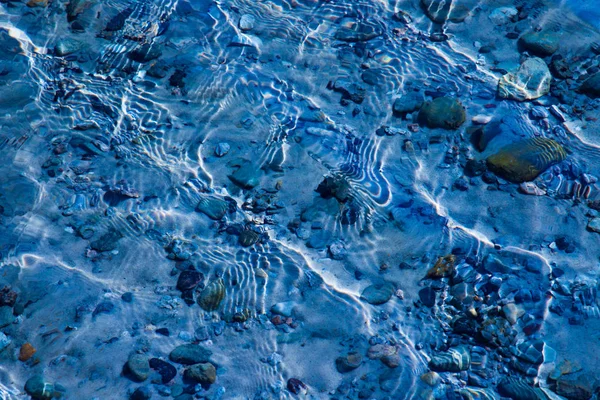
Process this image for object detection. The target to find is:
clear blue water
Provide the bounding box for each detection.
[1,0,600,399]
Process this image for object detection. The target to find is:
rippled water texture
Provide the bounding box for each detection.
[1,0,600,399]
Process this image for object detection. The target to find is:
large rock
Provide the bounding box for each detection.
[497,57,551,101]
[184,362,217,384]
[169,344,212,365]
[486,137,566,183]
[579,73,600,98]
[518,31,559,57]
[393,92,424,116]
[421,0,473,23]
[417,97,466,130]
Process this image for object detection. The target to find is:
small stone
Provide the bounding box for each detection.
[24,375,54,399]
[121,292,134,303]
[0,286,17,307]
[417,97,466,130]
[489,7,517,25]
[54,39,83,56]
[421,0,471,23]
[392,92,424,116]
[287,378,307,395]
[0,332,11,351]
[0,306,15,328]
[425,255,456,279]
[130,386,152,400]
[519,31,559,57]
[19,343,36,362]
[336,352,363,373]
[239,14,256,31]
[214,143,230,157]
[587,218,600,233]
[176,270,204,292]
[419,287,436,307]
[271,301,296,317]
[126,354,151,382]
[169,344,212,365]
[360,282,395,305]
[420,371,441,386]
[429,346,471,372]
[149,358,177,384]
[579,73,600,98]
[184,362,217,384]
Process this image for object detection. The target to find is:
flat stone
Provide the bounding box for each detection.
[169,344,212,365]
[498,57,551,101]
[519,31,559,57]
[126,354,150,382]
[417,97,466,130]
[360,282,395,305]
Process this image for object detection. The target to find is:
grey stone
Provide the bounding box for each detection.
[184,362,217,384]
[498,57,551,101]
[169,344,212,365]
[126,354,151,382]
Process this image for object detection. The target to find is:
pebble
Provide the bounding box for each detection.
[239,14,256,31]
[335,352,363,373]
[417,97,466,130]
[360,282,395,305]
[214,143,230,157]
[184,362,217,384]
[19,343,36,362]
[126,354,151,382]
[130,386,152,400]
[287,378,307,395]
[149,358,177,384]
[497,57,552,101]
[169,344,212,365]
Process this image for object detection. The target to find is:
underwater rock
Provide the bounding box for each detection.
[489,6,518,25]
[24,375,61,399]
[334,22,382,42]
[105,7,133,31]
[555,374,597,400]
[587,218,600,233]
[169,344,212,365]
[239,14,256,31]
[579,73,600,98]
[419,287,437,307]
[287,378,308,395]
[336,352,363,373]
[90,230,123,253]
[214,142,230,157]
[332,79,366,104]
[228,162,261,189]
[19,343,36,362]
[316,175,351,202]
[497,57,551,101]
[130,386,151,400]
[128,44,162,63]
[497,377,548,400]
[197,279,225,311]
[393,92,424,116]
[486,137,567,183]
[519,31,559,57]
[417,97,466,130]
[239,229,260,247]
[184,362,217,384]
[425,255,456,279]
[0,306,15,328]
[149,358,177,384]
[176,270,204,292]
[469,120,502,151]
[125,354,151,382]
[429,346,471,372]
[196,197,229,220]
[54,39,83,56]
[360,282,395,305]
[421,0,472,23]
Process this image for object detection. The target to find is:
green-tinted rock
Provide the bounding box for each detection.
[169,344,212,365]
[184,362,217,384]
[360,282,395,305]
[519,31,559,57]
[196,197,228,220]
[24,375,55,399]
[497,57,551,101]
[417,97,466,130]
[486,137,566,183]
[197,279,225,311]
[125,354,150,382]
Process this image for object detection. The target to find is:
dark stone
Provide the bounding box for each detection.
[176,270,204,292]
[0,286,17,307]
[332,79,366,104]
[155,328,170,336]
[90,230,123,252]
[106,7,133,31]
[579,73,600,98]
[149,358,177,384]
[392,92,424,116]
[130,386,152,400]
[169,69,186,88]
[417,97,466,130]
[128,44,162,63]
[464,159,486,177]
[518,31,559,57]
[92,301,115,317]
[287,378,307,395]
[419,287,436,307]
[121,292,134,303]
[316,175,351,202]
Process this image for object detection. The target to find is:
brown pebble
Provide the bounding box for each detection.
[271,315,284,325]
[19,343,36,362]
